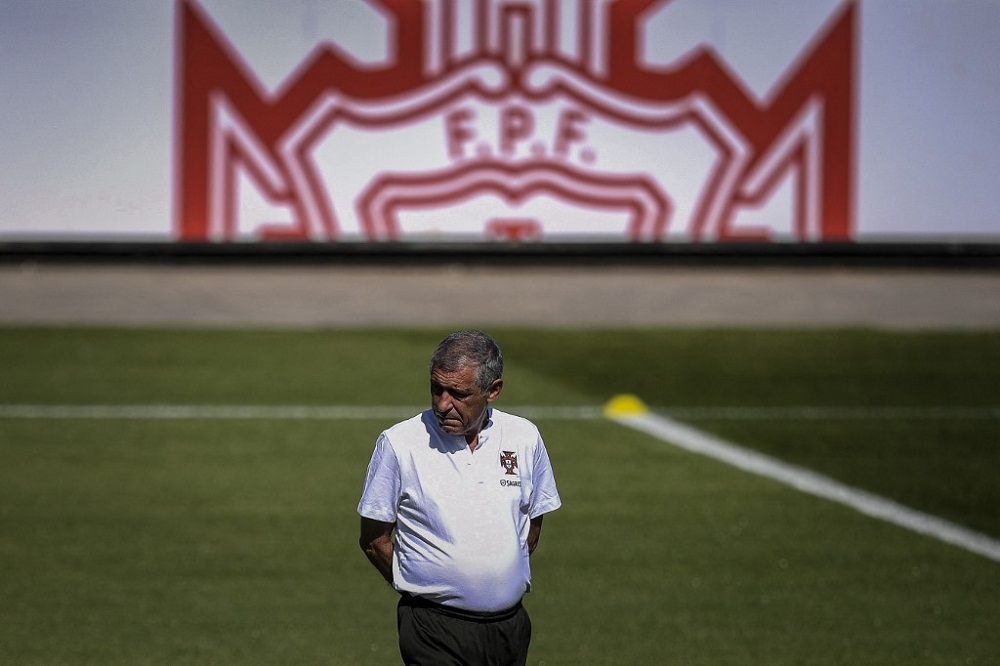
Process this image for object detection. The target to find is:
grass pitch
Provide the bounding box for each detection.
[1,327,998,664]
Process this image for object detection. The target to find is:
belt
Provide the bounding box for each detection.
[399,592,523,623]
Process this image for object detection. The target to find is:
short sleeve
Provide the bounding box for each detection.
[357,433,401,523]
[528,434,562,519]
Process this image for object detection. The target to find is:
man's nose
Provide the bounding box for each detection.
[434,391,453,412]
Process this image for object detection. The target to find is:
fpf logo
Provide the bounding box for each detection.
[176,0,856,243]
[500,451,518,475]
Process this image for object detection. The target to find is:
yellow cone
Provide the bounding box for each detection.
[603,394,649,417]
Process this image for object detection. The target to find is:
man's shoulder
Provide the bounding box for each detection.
[383,411,433,443]
[490,408,541,438]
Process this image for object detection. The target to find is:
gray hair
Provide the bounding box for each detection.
[429,329,504,393]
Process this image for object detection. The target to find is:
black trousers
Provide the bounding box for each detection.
[397,593,531,666]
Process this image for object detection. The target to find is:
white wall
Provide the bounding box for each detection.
[1,0,997,242]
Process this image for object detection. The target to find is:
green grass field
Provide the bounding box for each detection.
[1,327,998,664]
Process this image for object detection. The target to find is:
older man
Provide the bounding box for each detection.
[358,329,561,665]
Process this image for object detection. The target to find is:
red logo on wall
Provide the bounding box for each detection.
[176,0,856,243]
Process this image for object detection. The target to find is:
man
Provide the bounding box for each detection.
[358,329,561,665]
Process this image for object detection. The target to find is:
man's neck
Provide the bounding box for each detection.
[465,410,491,450]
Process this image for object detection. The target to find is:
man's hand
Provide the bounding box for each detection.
[527,515,544,555]
[359,517,396,584]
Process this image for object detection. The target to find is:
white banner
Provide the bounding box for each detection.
[1,1,997,243]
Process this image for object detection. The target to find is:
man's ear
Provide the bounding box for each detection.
[487,378,504,403]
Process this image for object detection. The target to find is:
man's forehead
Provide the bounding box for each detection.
[430,365,478,386]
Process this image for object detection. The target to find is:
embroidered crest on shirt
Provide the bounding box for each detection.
[500,451,518,475]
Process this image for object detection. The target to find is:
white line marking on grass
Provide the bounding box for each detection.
[661,406,1000,420]
[0,404,419,420]
[2,404,996,421]
[0,404,602,421]
[610,410,1000,564]
[5,401,997,561]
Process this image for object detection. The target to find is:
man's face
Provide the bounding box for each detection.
[430,365,502,438]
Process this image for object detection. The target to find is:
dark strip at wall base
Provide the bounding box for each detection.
[1,241,1000,269]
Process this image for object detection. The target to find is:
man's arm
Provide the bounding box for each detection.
[527,515,544,555]
[359,517,396,584]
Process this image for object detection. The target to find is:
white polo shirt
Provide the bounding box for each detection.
[357,408,561,612]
